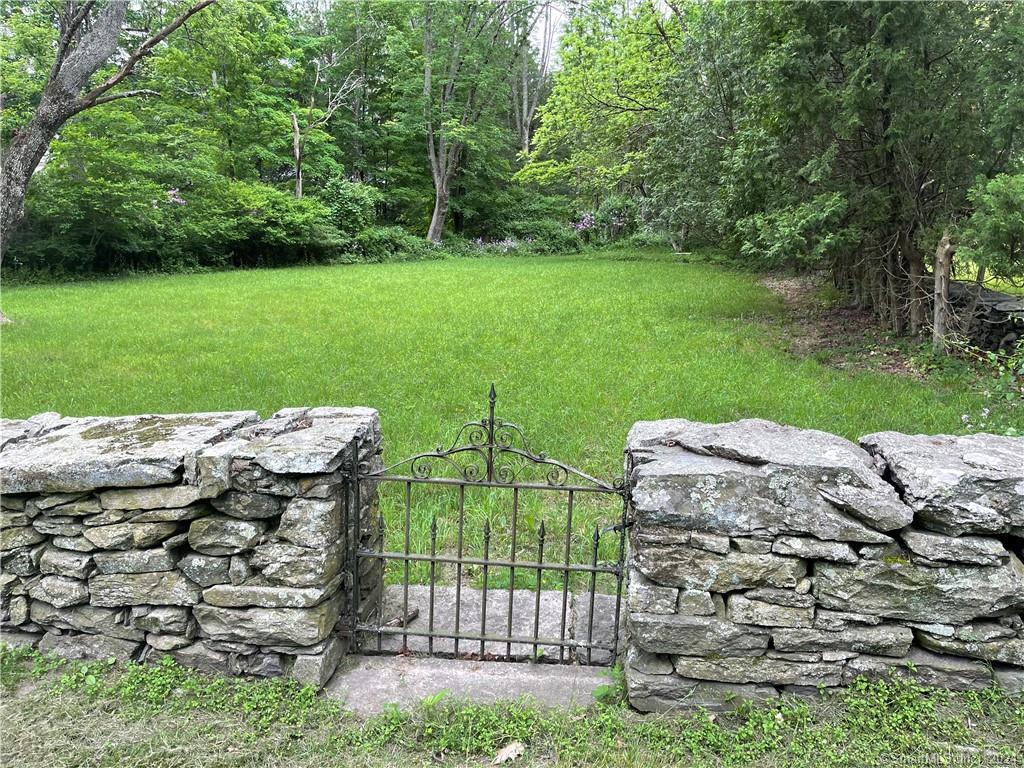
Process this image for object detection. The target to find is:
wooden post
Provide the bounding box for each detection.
[932,234,955,354]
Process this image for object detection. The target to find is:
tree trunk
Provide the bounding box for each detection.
[1,106,67,255]
[905,233,926,335]
[932,234,954,354]
[426,183,449,243]
[290,112,303,198]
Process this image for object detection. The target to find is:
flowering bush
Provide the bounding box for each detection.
[573,213,596,232]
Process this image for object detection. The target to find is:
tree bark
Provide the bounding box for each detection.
[932,234,954,354]
[291,112,303,198]
[426,182,449,243]
[905,232,926,335]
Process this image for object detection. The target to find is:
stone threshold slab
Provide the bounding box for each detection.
[323,655,611,716]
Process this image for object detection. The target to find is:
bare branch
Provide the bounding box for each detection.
[87,88,161,107]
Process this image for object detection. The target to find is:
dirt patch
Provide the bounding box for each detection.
[760,274,927,380]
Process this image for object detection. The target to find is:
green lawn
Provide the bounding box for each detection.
[0,249,1007,478]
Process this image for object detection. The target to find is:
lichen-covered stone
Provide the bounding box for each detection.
[93,548,176,574]
[228,555,252,585]
[689,532,730,554]
[994,665,1024,695]
[130,505,210,524]
[672,655,844,687]
[625,647,675,675]
[82,522,178,550]
[161,641,230,675]
[250,541,344,587]
[815,554,1024,624]
[39,546,93,579]
[627,667,779,713]
[0,412,259,493]
[39,497,101,517]
[202,575,342,608]
[250,409,379,474]
[0,526,45,551]
[771,625,912,657]
[1,543,45,574]
[89,571,202,607]
[901,529,1009,566]
[955,621,1017,642]
[0,509,33,528]
[8,596,30,625]
[210,491,283,520]
[860,431,1024,536]
[771,536,858,564]
[98,485,212,510]
[916,631,1024,666]
[628,612,769,656]
[628,419,908,541]
[38,631,141,661]
[32,516,84,537]
[192,595,342,645]
[146,633,193,651]
[188,516,266,556]
[288,636,346,688]
[843,648,992,691]
[131,606,194,635]
[627,572,678,614]
[29,601,144,641]
[50,535,96,552]
[676,590,717,616]
[178,553,230,587]
[727,594,813,628]
[634,544,805,592]
[27,576,89,608]
[276,497,341,548]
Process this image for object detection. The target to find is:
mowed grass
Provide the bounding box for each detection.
[2,648,1022,768]
[1,250,1012,584]
[0,250,1003,469]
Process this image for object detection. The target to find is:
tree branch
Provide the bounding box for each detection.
[78,0,217,109]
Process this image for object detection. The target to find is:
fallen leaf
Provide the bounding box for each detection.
[492,741,525,764]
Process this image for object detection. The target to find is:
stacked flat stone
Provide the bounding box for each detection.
[0,407,382,690]
[624,419,1024,712]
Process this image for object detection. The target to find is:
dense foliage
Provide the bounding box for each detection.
[0,0,570,278]
[3,0,1022,328]
[524,0,1024,330]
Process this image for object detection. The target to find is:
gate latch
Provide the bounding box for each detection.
[603,519,635,534]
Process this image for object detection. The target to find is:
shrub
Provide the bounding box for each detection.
[503,219,581,254]
[596,194,640,239]
[4,174,345,278]
[319,177,383,237]
[354,226,439,263]
[960,174,1024,280]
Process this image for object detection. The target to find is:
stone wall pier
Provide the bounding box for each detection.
[0,408,382,689]
[623,419,1024,711]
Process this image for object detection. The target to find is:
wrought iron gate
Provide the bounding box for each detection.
[349,386,629,665]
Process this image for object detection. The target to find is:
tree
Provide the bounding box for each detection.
[415,0,539,242]
[0,0,214,323]
[1,0,215,254]
[519,1,674,210]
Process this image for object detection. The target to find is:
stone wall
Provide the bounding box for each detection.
[0,407,381,689]
[624,419,1024,711]
[946,280,1023,352]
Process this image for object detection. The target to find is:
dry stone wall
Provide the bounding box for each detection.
[0,407,382,689]
[624,419,1024,712]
